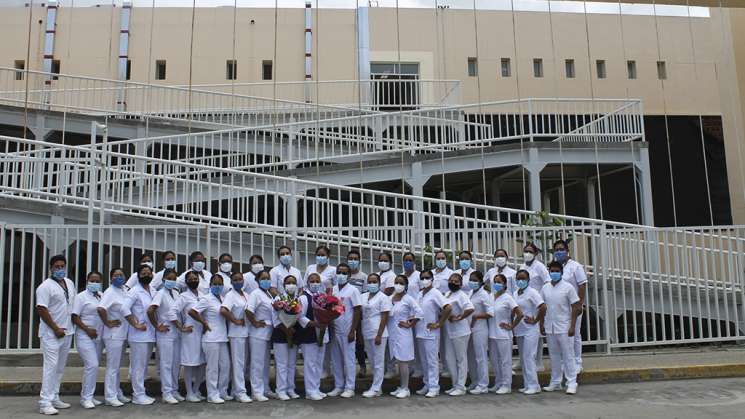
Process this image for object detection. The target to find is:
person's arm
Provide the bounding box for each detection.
[569,301,581,337]
[188,308,211,334]
[348,304,362,342]
[375,311,389,345]
[501,304,523,330]
[147,304,169,333]
[122,295,146,331]
[245,309,267,328]
[220,306,244,326]
[536,303,547,335]
[297,295,314,328]
[37,306,66,338]
[431,304,452,329]
[72,314,98,339]
[97,302,121,329]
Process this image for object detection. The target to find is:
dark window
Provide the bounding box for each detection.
[14,60,25,81]
[596,59,606,79]
[500,58,511,77]
[657,61,667,80]
[533,58,543,78]
[565,59,575,79]
[467,57,478,77]
[226,59,237,80]
[627,60,637,79]
[262,60,272,81]
[155,60,166,80]
[51,59,60,80]
[126,59,131,81]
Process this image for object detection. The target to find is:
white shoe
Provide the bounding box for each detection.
[566,384,577,395]
[117,395,131,404]
[424,390,439,398]
[253,394,269,402]
[207,397,225,404]
[307,392,324,401]
[415,387,428,396]
[395,388,410,399]
[389,387,402,397]
[488,385,498,393]
[91,399,103,406]
[105,399,124,407]
[198,394,206,401]
[518,387,526,393]
[523,387,541,395]
[287,391,301,399]
[327,388,343,397]
[469,387,487,395]
[277,392,290,401]
[542,384,562,392]
[496,386,512,395]
[162,395,179,405]
[362,389,381,398]
[186,394,201,403]
[577,365,584,374]
[264,391,277,400]
[449,389,466,396]
[80,400,95,409]
[132,397,155,405]
[39,406,58,415]
[172,393,185,402]
[236,394,252,403]
[444,388,455,395]
[222,394,234,401]
[319,392,327,399]
[51,400,70,409]
[340,390,355,398]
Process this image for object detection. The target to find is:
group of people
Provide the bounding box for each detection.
[35,240,586,415]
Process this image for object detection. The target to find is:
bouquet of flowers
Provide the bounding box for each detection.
[273,295,303,347]
[311,293,345,346]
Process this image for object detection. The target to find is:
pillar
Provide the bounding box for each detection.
[406,162,430,252]
[587,179,597,220]
[636,147,655,226]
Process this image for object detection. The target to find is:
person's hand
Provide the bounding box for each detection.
[202,323,211,334]
[398,320,411,329]
[499,322,512,331]
[347,331,356,343]
[540,325,546,336]
[253,320,268,328]
[448,315,459,323]
[568,327,575,337]
[307,320,318,328]
[133,322,147,332]
[106,319,121,328]
[374,335,382,345]
[286,328,295,338]
[156,323,170,333]
[53,327,66,338]
[427,322,440,331]
[524,316,537,325]
[232,319,245,326]
[180,325,193,334]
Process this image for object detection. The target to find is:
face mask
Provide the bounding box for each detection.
[493,283,504,293]
[258,279,271,290]
[554,250,568,263]
[367,283,380,294]
[210,285,224,296]
[393,284,406,294]
[232,281,244,291]
[186,280,199,290]
[142,261,153,269]
[448,282,460,292]
[112,276,126,288]
[192,261,205,272]
[220,262,232,273]
[164,260,177,270]
[468,281,480,290]
[335,274,348,286]
[139,275,153,285]
[403,261,415,271]
[459,260,472,271]
[348,260,360,270]
[251,263,264,274]
[550,272,562,283]
[523,252,535,263]
[516,279,529,290]
[87,282,101,293]
[378,261,391,272]
[495,256,507,268]
[435,259,447,269]
[309,283,323,293]
[279,254,292,266]
[51,268,66,280]
[316,255,328,266]
[284,284,297,294]
[164,279,178,290]
[420,278,432,289]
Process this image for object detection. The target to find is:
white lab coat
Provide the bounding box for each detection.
[193,293,230,400]
[387,294,423,362]
[72,290,104,403]
[98,285,128,402]
[467,287,493,390]
[221,288,250,398]
[150,288,181,398]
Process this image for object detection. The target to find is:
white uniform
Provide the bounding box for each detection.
[377,270,396,291]
[443,289,474,391]
[560,258,588,368]
[221,288,250,398]
[242,271,260,293]
[150,288,181,399]
[513,287,544,391]
[98,285,128,402]
[541,280,580,388]
[36,277,75,409]
[348,271,368,293]
[176,269,212,295]
[415,288,448,394]
[193,293,230,401]
[126,269,164,291]
[331,284,362,391]
[72,289,104,404]
[122,283,156,403]
[454,268,476,283]
[170,288,205,399]
[296,291,330,398]
[387,294,422,362]
[304,264,336,289]
[246,288,275,397]
[271,292,299,396]
[269,264,303,293]
[520,260,550,366]
[360,291,392,392]
[431,267,454,295]
[467,286,493,391]
[488,292,518,389]
[404,270,421,298]
[485,265,517,295]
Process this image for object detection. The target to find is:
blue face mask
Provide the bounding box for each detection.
[87,282,101,293]
[309,283,323,293]
[259,279,272,290]
[366,283,380,294]
[459,260,472,271]
[348,260,360,270]
[554,250,568,263]
[210,285,224,296]
[232,281,244,291]
[279,254,292,266]
[435,259,447,269]
[403,261,415,271]
[316,255,328,266]
[112,276,126,288]
[335,274,348,286]
[492,283,505,293]
[164,260,177,270]
[468,281,480,290]
[516,279,529,290]
[550,272,562,283]
[52,268,66,281]
[164,279,178,290]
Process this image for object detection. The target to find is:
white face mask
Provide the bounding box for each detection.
[378,261,391,272]
[192,261,205,272]
[495,256,507,268]
[420,279,432,289]
[251,263,264,274]
[393,284,406,294]
[284,284,297,294]
[219,262,232,273]
[523,252,535,263]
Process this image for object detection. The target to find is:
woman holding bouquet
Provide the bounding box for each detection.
[246,270,276,402]
[388,275,423,399]
[271,275,302,401]
[360,273,391,398]
[219,272,252,403]
[295,273,330,401]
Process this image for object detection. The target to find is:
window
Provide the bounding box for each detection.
[596,59,606,79]
[467,57,478,77]
[51,60,60,80]
[155,60,167,80]
[14,60,24,81]
[533,58,543,78]
[627,60,637,79]
[125,59,131,81]
[262,60,273,81]
[565,59,575,79]
[226,59,237,80]
[657,60,667,80]
[500,58,511,77]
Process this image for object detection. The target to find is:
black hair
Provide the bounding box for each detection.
[230,271,244,281]
[315,245,331,256]
[283,275,297,285]
[378,251,393,262]
[347,248,361,258]
[277,245,292,256]
[249,254,264,264]
[336,262,350,271]
[548,261,564,272]
[523,242,541,254]
[448,272,463,284]
[553,239,571,250]
[189,251,205,261]
[434,249,447,258]
[218,253,233,262]
[139,253,153,262]
[420,270,434,279]
[394,274,409,290]
[402,251,416,261]
[367,273,381,283]
[469,270,484,283]
[493,273,507,285]
[162,250,176,259]
[162,268,178,279]
[516,269,531,279]
[137,264,153,276]
[86,271,103,281]
[185,271,199,282]
[459,250,473,259]
[49,254,66,267]
[109,267,124,277]
[494,248,508,257]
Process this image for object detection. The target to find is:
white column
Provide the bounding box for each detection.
[637,147,655,226]
[587,179,597,220]
[357,5,371,105]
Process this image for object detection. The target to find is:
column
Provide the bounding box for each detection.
[636,147,655,226]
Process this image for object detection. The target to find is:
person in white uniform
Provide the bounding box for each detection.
[466,271,493,395]
[295,273,330,401]
[455,251,477,284]
[431,250,454,295]
[270,275,302,401]
[36,255,76,415]
[414,270,452,398]
[71,271,104,409]
[122,264,157,405]
[442,273,475,396]
[513,269,546,395]
[541,261,581,395]
[387,275,423,399]
[487,273,522,395]
[347,249,368,378]
[401,252,422,377]
[97,268,130,407]
[270,246,303,294]
[189,275,231,404]
[147,269,184,404]
[219,271,252,403]
[243,254,266,294]
[328,263,362,398]
[214,253,234,287]
[177,251,212,294]
[552,239,588,372]
[486,249,517,294]
[246,270,277,402]
[359,273,391,398]
[304,245,336,289]
[125,254,155,290]
[519,243,550,371]
[171,271,206,402]
[376,252,396,294]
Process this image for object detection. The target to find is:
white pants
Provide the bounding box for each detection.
[76,334,103,402]
[156,336,181,397]
[103,338,125,401]
[183,365,205,398]
[128,341,154,401]
[547,333,577,387]
[467,329,489,389]
[202,341,230,400]
[517,334,540,390]
[301,343,325,396]
[274,343,298,394]
[444,334,469,391]
[39,335,72,408]
[330,333,356,391]
[417,337,440,393]
[488,338,513,388]
[249,337,272,396]
[535,335,544,367]
[412,334,422,376]
[229,337,249,397]
[363,337,388,392]
[574,314,583,367]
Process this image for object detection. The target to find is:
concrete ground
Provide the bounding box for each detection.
[3,377,745,419]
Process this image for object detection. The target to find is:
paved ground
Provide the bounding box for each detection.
[3,377,745,419]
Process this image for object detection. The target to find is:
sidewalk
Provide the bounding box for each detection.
[1,346,744,395]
